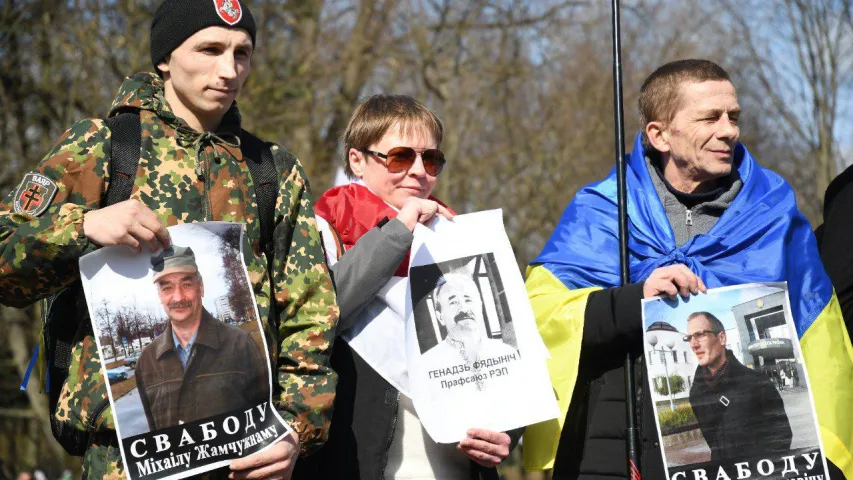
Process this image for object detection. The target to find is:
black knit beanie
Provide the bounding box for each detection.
[150,0,256,71]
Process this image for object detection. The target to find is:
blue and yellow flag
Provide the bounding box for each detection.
[524,133,853,476]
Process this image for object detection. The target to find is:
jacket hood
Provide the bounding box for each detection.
[692,349,759,386]
[108,72,166,117]
[106,71,243,134]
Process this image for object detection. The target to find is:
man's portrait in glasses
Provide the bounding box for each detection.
[686,311,792,463]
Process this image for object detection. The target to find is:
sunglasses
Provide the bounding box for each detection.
[683,330,721,342]
[361,146,446,176]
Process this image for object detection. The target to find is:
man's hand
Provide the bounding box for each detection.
[643,264,706,299]
[396,197,454,231]
[229,430,299,480]
[83,199,170,252]
[457,428,511,468]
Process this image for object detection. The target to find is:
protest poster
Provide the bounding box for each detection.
[79,222,291,480]
[642,283,829,480]
[405,209,558,443]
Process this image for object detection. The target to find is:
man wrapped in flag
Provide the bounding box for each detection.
[523,59,853,479]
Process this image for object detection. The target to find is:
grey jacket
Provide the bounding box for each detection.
[330,218,413,331]
[646,155,742,247]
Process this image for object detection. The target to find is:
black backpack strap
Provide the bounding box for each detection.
[39,112,141,456]
[241,132,299,331]
[240,131,287,259]
[42,112,140,387]
[103,111,141,207]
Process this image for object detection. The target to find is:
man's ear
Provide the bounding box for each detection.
[646,121,671,153]
[434,304,445,327]
[348,148,366,178]
[719,331,727,347]
[157,55,171,77]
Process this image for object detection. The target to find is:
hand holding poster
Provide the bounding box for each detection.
[79,222,291,480]
[642,283,830,480]
[405,209,558,443]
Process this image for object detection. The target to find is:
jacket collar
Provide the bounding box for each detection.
[646,153,742,211]
[314,183,453,277]
[107,72,244,160]
[156,308,221,359]
[694,349,744,384]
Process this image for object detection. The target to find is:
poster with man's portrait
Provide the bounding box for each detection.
[410,252,519,357]
[641,283,829,480]
[405,210,558,443]
[79,222,290,480]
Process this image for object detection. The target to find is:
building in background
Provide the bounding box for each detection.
[731,291,804,384]
[215,296,236,324]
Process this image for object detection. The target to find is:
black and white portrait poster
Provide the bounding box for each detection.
[405,209,558,443]
[641,283,829,480]
[79,222,291,480]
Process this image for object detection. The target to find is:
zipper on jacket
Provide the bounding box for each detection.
[195,147,213,220]
[87,398,111,430]
[205,155,213,221]
[685,208,693,226]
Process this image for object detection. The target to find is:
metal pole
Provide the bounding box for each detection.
[610,0,640,478]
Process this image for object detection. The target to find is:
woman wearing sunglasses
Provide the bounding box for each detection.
[299,95,519,480]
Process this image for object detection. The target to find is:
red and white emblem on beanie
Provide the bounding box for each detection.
[213,0,242,25]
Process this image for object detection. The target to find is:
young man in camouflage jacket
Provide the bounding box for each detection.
[0,1,339,478]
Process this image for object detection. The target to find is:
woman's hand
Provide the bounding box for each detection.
[396,197,454,231]
[457,428,511,468]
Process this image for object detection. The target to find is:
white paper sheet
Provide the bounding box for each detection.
[405,209,558,443]
[79,222,291,480]
[641,283,830,479]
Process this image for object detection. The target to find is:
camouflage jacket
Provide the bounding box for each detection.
[0,72,339,478]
